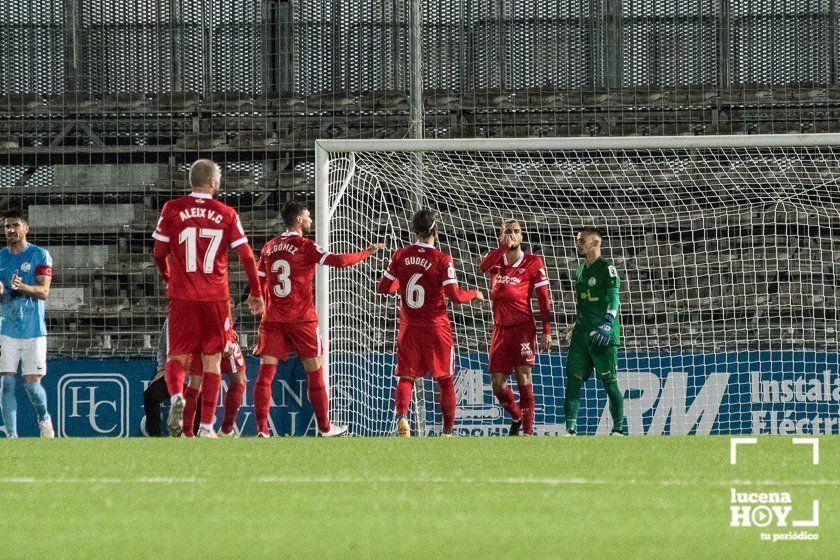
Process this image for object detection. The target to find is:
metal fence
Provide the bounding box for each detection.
[0,0,838,356]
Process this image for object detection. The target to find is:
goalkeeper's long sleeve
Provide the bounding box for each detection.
[323,250,371,268]
[153,240,170,282]
[479,245,507,273]
[607,278,621,317]
[536,284,553,335]
[444,283,478,304]
[235,243,262,297]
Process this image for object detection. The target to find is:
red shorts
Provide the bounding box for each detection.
[255,321,322,361]
[396,323,454,380]
[168,299,231,356]
[186,330,244,376]
[223,330,246,373]
[488,323,537,374]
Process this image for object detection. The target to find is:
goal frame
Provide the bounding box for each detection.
[314,132,840,430]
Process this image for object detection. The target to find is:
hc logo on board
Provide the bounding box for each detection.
[56,373,130,437]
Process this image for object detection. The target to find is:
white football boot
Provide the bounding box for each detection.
[318,424,349,437]
[39,416,55,438]
[167,394,185,437]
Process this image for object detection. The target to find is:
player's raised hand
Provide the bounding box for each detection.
[10,271,22,291]
[247,295,264,316]
[367,243,386,253]
[499,233,515,248]
[540,332,552,352]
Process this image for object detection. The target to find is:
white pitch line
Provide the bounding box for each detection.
[0,477,202,484]
[0,476,838,486]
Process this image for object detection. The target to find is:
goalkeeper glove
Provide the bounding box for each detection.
[590,313,615,347]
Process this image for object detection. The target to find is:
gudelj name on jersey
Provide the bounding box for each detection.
[403,256,432,270]
[178,208,224,223]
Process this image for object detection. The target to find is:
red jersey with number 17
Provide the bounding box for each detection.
[257,231,330,323]
[383,242,458,329]
[152,192,248,302]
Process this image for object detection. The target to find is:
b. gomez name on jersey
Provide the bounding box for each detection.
[178,207,224,224]
[265,242,299,256]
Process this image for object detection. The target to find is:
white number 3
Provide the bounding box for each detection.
[271,259,292,297]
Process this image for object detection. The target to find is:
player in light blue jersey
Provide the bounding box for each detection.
[0,209,54,438]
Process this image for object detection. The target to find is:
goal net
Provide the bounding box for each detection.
[315,134,840,437]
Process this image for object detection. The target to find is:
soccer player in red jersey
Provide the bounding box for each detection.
[181,323,248,437]
[152,159,263,438]
[253,200,384,438]
[377,209,485,437]
[479,219,553,436]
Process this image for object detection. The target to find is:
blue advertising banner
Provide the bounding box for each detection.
[1,351,838,437]
[1,357,317,438]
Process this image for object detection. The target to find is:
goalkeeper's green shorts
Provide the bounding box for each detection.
[566,340,618,382]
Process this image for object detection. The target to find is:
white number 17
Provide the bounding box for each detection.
[179,227,223,273]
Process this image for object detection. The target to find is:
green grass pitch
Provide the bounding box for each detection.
[0,436,836,559]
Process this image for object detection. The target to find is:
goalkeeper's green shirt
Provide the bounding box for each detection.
[572,257,621,346]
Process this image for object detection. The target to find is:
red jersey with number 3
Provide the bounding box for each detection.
[383,242,458,328]
[152,192,248,302]
[257,231,329,323]
[488,253,549,327]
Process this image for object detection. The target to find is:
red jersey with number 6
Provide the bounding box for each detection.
[383,242,458,329]
[152,192,248,302]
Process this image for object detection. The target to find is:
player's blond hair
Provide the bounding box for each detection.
[189,159,220,189]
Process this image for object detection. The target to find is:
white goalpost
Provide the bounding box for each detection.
[315,134,840,437]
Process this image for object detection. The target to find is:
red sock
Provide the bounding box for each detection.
[395,377,414,415]
[164,360,186,397]
[222,381,246,434]
[200,372,222,427]
[182,386,200,437]
[254,364,277,434]
[438,377,456,433]
[519,383,535,435]
[306,369,330,433]
[493,385,521,421]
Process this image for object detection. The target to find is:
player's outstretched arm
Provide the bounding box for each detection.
[444,283,484,305]
[377,251,400,294]
[323,243,385,268]
[235,243,264,315]
[376,273,399,294]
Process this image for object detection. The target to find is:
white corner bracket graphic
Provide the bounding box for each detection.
[730,437,758,465]
[792,438,820,465]
[792,500,820,527]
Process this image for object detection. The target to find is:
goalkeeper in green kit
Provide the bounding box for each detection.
[563,226,624,436]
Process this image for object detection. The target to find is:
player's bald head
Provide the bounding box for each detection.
[189,159,221,189]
